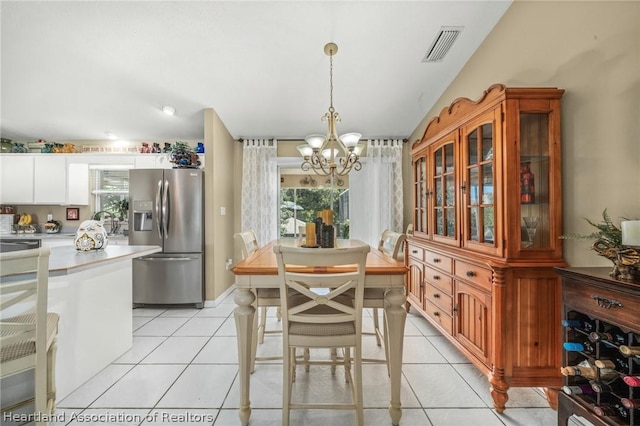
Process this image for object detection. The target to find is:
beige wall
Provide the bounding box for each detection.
[404,0,640,267]
[203,109,238,301]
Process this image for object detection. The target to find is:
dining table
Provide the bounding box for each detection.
[231,238,408,426]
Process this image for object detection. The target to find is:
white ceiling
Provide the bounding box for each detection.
[0,1,512,142]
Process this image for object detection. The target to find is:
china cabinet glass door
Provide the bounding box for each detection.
[413,154,428,238]
[462,114,497,254]
[431,134,458,246]
[519,113,550,250]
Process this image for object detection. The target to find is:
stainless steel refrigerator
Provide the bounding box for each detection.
[129,168,204,308]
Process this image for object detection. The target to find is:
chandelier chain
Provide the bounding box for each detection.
[329,47,334,112]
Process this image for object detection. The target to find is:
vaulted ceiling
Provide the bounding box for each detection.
[1,1,512,142]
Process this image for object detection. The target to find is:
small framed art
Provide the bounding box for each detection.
[66,207,79,221]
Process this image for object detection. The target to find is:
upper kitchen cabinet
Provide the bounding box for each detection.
[0,155,67,204]
[407,84,565,413]
[0,155,35,203]
[0,154,89,205]
[34,155,67,203]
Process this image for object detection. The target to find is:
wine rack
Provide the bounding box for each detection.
[556,267,640,426]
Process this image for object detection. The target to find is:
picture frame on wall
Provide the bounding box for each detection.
[66,207,79,221]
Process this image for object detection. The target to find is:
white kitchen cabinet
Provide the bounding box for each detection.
[67,163,89,205]
[134,154,173,169]
[34,155,67,204]
[0,155,35,203]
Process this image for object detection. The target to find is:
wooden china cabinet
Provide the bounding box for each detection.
[407,84,566,412]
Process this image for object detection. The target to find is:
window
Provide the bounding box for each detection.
[279,184,350,239]
[90,167,130,220]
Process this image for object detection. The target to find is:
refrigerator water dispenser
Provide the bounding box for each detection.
[133,200,153,231]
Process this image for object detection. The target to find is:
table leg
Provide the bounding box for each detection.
[384,288,407,426]
[234,288,256,426]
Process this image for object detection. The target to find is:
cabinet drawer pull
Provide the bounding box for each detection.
[433,275,440,280]
[433,258,441,263]
[466,270,476,277]
[419,281,424,289]
[591,295,623,309]
[412,250,418,254]
[433,311,440,317]
[433,293,440,298]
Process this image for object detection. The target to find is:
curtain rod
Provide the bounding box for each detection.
[236,138,409,143]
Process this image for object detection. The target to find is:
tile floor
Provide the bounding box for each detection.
[43,290,592,426]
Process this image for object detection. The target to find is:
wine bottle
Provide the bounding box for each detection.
[562,313,597,332]
[622,375,640,387]
[562,384,595,396]
[561,360,618,380]
[621,398,640,409]
[594,356,630,371]
[619,345,640,357]
[589,327,627,345]
[593,403,630,419]
[589,378,628,396]
[563,340,597,355]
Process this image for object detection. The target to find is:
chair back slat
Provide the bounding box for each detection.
[274,244,369,335]
[234,230,260,260]
[1,247,51,370]
[378,230,407,260]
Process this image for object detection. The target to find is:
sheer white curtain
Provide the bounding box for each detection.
[349,139,403,247]
[241,139,278,245]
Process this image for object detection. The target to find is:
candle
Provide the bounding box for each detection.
[324,210,333,225]
[621,220,640,246]
[305,223,316,247]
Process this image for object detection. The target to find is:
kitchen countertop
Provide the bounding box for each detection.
[1,232,128,241]
[48,244,161,277]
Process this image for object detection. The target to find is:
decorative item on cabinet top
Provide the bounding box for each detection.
[560,209,640,280]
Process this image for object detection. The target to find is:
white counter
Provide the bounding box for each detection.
[3,244,161,402]
[52,244,160,399]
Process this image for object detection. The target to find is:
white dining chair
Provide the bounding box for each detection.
[234,230,281,372]
[1,247,59,424]
[274,243,370,426]
[361,230,406,372]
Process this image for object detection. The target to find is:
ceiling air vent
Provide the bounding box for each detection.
[422,26,463,63]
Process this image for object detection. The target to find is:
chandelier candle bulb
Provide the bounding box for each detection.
[621,220,640,246]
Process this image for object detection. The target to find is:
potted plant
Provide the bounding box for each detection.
[561,209,639,280]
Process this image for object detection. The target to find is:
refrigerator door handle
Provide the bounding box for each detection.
[162,179,169,239]
[137,256,199,261]
[155,179,163,239]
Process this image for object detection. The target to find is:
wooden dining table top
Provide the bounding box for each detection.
[231,239,407,276]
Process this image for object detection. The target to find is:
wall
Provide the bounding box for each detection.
[404,0,640,267]
[203,109,237,301]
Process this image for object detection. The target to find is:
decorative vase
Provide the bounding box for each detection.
[0,138,13,153]
[75,220,109,251]
[11,143,28,153]
[520,162,535,204]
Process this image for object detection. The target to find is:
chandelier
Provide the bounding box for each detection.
[297,43,364,177]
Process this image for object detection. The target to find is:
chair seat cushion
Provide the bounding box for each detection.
[1,313,60,363]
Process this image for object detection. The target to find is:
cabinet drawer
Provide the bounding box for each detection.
[563,278,640,332]
[454,260,492,291]
[424,282,453,314]
[424,250,452,272]
[407,244,424,262]
[424,265,452,295]
[424,298,453,335]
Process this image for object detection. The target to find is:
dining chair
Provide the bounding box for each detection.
[1,247,59,424]
[361,230,407,372]
[274,243,370,426]
[234,230,281,372]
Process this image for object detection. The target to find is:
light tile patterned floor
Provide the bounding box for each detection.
[32,290,594,425]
